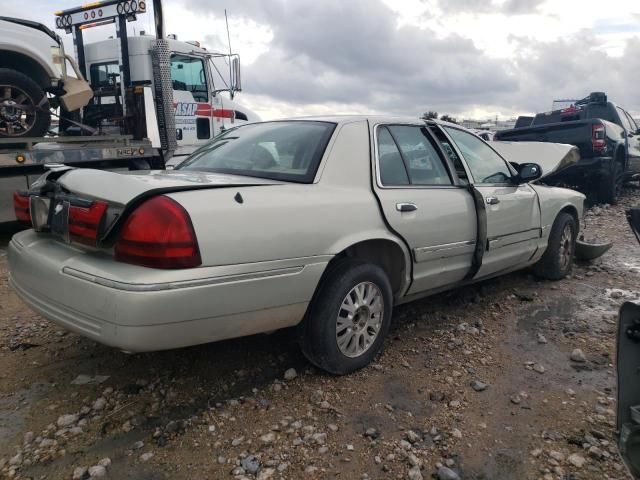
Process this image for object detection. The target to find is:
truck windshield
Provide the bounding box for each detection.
[176,121,336,183]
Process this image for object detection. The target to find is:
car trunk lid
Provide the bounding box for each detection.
[25,168,280,248]
[56,168,282,206]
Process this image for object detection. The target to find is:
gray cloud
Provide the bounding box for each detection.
[501,0,545,15]
[436,0,544,15]
[3,0,638,118]
[200,0,638,118]
[184,0,519,115]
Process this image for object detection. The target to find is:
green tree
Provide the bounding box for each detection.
[421,111,438,121]
[440,114,458,124]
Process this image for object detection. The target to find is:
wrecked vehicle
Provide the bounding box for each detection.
[495,92,640,204]
[618,207,640,478]
[0,16,93,137]
[8,117,585,374]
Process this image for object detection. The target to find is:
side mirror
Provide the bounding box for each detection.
[518,163,542,183]
[231,57,242,93]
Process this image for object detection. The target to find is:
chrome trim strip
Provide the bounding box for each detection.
[414,240,475,262]
[488,228,541,249]
[62,265,306,292]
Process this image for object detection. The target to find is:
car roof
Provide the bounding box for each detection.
[277,115,461,128]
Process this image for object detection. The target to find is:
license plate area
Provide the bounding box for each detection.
[49,198,70,242]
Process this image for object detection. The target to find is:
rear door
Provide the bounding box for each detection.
[372,123,477,294]
[439,126,541,278]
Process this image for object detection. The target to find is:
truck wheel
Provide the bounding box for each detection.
[532,212,577,280]
[298,259,393,375]
[0,68,51,138]
[598,162,623,205]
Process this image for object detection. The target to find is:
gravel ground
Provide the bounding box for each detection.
[0,186,638,480]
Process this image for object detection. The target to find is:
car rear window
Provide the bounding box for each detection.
[176,121,336,183]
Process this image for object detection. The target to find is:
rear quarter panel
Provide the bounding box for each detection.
[169,120,410,270]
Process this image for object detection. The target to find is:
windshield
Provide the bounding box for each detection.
[176,121,336,183]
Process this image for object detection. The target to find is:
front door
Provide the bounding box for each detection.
[440,126,541,278]
[170,53,213,155]
[372,123,477,294]
[620,108,640,173]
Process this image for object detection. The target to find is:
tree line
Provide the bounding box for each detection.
[421,111,458,124]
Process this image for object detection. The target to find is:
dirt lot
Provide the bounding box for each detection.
[0,187,639,480]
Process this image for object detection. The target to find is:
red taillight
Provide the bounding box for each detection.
[114,196,201,269]
[68,201,108,246]
[592,123,606,153]
[13,191,31,226]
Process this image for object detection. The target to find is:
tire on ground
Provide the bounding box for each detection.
[532,212,577,281]
[0,68,51,138]
[598,161,623,205]
[298,259,393,375]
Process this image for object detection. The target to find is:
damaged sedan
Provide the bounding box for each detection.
[9,117,585,374]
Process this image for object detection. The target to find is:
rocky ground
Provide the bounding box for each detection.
[0,186,639,480]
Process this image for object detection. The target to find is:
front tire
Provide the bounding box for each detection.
[0,68,51,138]
[533,212,577,280]
[298,259,393,375]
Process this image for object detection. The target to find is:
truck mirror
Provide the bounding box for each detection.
[232,57,242,93]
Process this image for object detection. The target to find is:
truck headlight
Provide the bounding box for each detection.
[50,46,66,76]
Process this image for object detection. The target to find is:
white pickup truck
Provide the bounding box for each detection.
[0,16,92,138]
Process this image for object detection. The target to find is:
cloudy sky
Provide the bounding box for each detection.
[2,0,639,121]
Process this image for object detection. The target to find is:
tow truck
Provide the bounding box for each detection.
[0,0,258,223]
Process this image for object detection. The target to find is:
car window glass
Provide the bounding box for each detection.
[625,112,638,131]
[89,62,119,87]
[428,126,469,185]
[377,127,409,185]
[177,121,335,183]
[387,126,452,185]
[444,127,512,184]
[171,54,208,102]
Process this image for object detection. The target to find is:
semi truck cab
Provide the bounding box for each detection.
[84,35,260,159]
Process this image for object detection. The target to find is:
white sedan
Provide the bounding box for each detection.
[9,116,584,374]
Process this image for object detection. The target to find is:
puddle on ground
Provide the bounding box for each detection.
[0,382,50,450]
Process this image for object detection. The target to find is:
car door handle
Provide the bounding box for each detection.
[486,196,500,205]
[396,202,417,212]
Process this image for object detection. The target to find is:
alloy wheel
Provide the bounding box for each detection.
[336,281,384,358]
[0,85,37,136]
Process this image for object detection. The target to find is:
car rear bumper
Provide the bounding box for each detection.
[8,230,328,352]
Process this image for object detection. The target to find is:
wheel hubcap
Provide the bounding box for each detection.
[558,224,574,270]
[0,85,36,137]
[336,281,384,358]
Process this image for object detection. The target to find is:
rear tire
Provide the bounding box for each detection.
[598,162,623,205]
[0,68,51,139]
[533,212,577,280]
[298,259,393,375]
